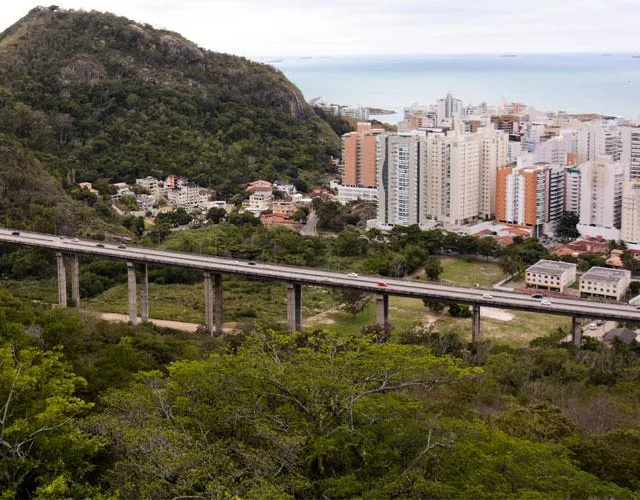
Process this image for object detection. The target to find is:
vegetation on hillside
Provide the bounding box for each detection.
[0,6,340,232]
[0,289,639,497]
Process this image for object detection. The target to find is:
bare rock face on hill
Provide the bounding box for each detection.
[0,5,339,228]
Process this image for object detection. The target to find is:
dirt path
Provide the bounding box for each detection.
[480,307,514,321]
[98,312,237,333]
[304,307,337,326]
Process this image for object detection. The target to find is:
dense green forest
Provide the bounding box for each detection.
[1,220,640,497]
[1,288,639,498]
[0,6,340,233]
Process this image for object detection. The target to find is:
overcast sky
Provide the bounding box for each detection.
[2,0,640,57]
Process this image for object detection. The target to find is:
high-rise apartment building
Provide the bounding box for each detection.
[575,122,621,163]
[478,128,509,219]
[621,180,640,243]
[376,131,427,226]
[621,125,640,180]
[425,129,480,225]
[436,93,463,128]
[375,127,505,228]
[579,156,625,230]
[495,157,565,236]
[522,123,547,153]
[341,122,385,188]
[564,165,582,214]
[534,132,572,164]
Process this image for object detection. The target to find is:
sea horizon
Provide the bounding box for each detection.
[266,53,640,123]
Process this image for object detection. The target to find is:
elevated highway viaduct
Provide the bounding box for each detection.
[2,229,639,345]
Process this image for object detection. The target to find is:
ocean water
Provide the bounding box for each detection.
[269,54,640,123]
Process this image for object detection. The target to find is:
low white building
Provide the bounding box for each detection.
[273,183,298,197]
[136,176,165,197]
[580,266,631,301]
[337,185,378,205]
[525,260,577,292]
[136,194,155,213]
[243,191,274,217]
[166,185,211,211]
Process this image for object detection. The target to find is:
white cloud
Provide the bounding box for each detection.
[2,0,639,56]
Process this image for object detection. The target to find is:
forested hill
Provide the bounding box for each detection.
[0,6,340,199]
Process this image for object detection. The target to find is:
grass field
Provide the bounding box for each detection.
[435,311,571,347]
[438,258,506,288]
[0,279,58,303]
[0,258,564,346]
[306,294,569,347]
[83,278,334,328]
[311,296,427,336]
[308,258,567,346]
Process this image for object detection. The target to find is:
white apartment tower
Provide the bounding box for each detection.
[621,180,640,243]
[579,156,626,230]
[575,123,605,162]
[575,122,621,163]
[425,129,480,225]
[522,123,547,153]
[534,132,572,164]
[376,132,427,226]
[478,128,509,219]
[621,125,640,180]
[436,93,463,128]
[564,166,582,214]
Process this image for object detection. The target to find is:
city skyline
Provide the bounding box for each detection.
[2,1,640,58]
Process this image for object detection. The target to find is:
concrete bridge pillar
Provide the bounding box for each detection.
[214,273,223,335]
[71,254,80,308]
[203,271,213,335]
[287,283,302,331]
[56,252,67,307]
[376,294,389,328]
[472,303,481,343]
[571,316,582,347]
[140,263,149,323]
[127,262,137,325]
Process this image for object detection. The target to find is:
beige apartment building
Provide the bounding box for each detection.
[525,260,577,292]
[425,129,480,225]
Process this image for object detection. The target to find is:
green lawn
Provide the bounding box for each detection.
[438,258,506,288]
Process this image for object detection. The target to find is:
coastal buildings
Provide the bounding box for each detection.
[525,260,577,293]
[373,125,508,228]
[580,266,631,301]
